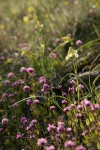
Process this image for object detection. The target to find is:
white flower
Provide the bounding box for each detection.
[65,47,79,61]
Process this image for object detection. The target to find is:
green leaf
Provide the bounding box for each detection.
[86,119,90,126]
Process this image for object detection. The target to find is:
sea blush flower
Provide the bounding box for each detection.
[49,53,57,59]
[33,99,40,104]
[20,67,27,73]
[50,106,56,110]
[75,145,86,150]
[64,140,75,148]
[70,80,76,85]
[7,72,15,78]
[21,117,28,125]
[62,100,67,105]
[27,67,35,73]
[39,76,46,84]
[47,124,56,132]
[76,40,83,46]
[2,118,8,126]
[45,145,55,150]
[16,132,23,139]
[81,99,91,107]
[37,138,47,147]
[26,99,32,105]
[57,121,65,133]
[23,85,30,92]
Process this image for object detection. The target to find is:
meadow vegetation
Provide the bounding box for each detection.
[0,0,100,149]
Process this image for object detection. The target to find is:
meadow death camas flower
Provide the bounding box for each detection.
[65,47,79,61]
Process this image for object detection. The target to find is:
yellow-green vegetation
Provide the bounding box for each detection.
[0,0,100,150]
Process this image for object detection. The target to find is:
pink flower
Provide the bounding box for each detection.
[76,113,82,118]
[21,117,28,125]
[81,99,91,107]
[7,72,15,78]
[26,99,32,105]
[64,140,75,148]
[70,80,76,85]
[63,106,71,112]
[45,145,55,150]
[27,67,35,73]
[76,105,83,111]
[68,87,75,92]
[62,100,67,105]
[4,80,10,86]
[37,138,47,147]
[2,118,8,126]
[76,40,83,46]
[50,106,56,110]
[49,53,57,59]
[67,127,72,133]
[23,85,30,92]
[75,145,86,150]
[47,124,56,132]
[57,121,65,133]
[20,67,27,73]
[2,93,8,99]
[39,76,46,84]
[16,132,23,139]
[33,99,40,104]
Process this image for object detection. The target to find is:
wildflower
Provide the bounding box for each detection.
[45,145,55,150]
[76,113,82,118]
[30,134,35,139]
[70,80,76,85]
[68,87,75,92]
[63,106,71,112]
[7,72,15,78]
[20,67,27,73]
[79,84,84,90]
[50,106,56,110]
[57,121,65,133]
[82,130,88,136]
[81,99,91,107]
[49,53,57,59]
[47,124,56,132]
[27,67,35,73]
[23,85,30,92]
[94,104,100,109]
[43,84,50,90]
[75,145,86,150]
[70,104,76,109]
[23,16,30,24]
[39,76,46,84]
[65,47,79,61]
[2,93,8,99]
[18,79,24,85]
[76,40,83,46]
[76,105,83,111]
[37,138,47,147]
[26,99,32,105]
[33,99,40,104]
[11,81,19,88]
[12,103,18,108]
[62,100,67,105]
[67,127,72,133]
[54,38,61,46]
[16,132,23,139]
[2,118,8,126]
[4,80,10,86]
[64,140,75,148]
[21,117,28,125]
[58,85,62,89]
[26,119,37,131]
